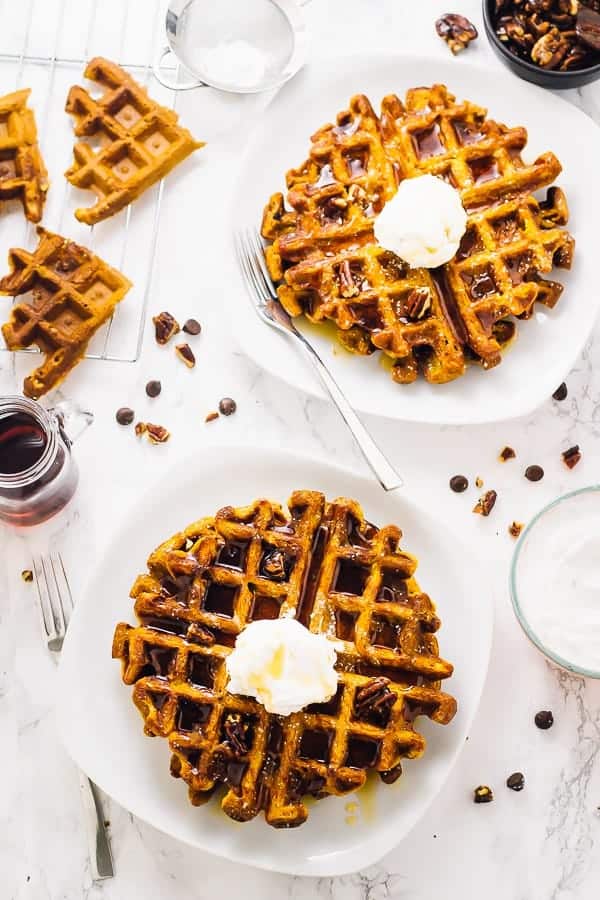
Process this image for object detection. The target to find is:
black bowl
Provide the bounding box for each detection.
[482,0,600,89]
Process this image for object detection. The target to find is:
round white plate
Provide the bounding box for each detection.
[56,446,492,876]
[229,54,600,424]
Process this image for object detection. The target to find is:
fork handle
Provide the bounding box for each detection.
[78,772,114,880]
[296,335,403,491]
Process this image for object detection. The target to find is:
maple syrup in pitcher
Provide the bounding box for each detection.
[0,396,80,526]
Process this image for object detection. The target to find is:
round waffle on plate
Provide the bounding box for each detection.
[261,84,574,384]
[113,490,456,828]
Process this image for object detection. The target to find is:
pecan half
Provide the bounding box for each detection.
[146,423,170,444]
[435,13,478,53]
[531,29,570,67]
[404,287,432,320]
[338,259,360,298]
[175,342,196,368]
[354,677,396,715]
[153,311,180,345]
[223,713,250,756]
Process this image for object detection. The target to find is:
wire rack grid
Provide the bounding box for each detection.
[0,0,184,364]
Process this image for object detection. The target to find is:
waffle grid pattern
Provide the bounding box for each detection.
[0,88,48,223]
[113,491,456,828]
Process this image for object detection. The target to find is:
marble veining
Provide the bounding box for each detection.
[2,0,600,897]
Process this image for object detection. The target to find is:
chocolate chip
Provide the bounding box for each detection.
[506,772,525,791]
[535,710,554,730]
[153,311,180,345]
[499,446,516,462]
[525,465,544,482]
[183,318,202,335]
[145,380,162,398]
[116,406,135,426]
[552,382,568,401]
[508,521,524,539]
[473,785,494,803]
[175,343,196,368]
[219,397,237,416]
[21,569,33,582]
[205,411,219,423]
[450,474,468,493]
[562,445,581,469]
[473,490,497,516]
[436,13,478,54]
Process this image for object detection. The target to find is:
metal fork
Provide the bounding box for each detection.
[33,552,114,881]
[235,228,403,491]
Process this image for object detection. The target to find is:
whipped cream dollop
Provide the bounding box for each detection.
[198,40,268,89]
[225,618,339,716]
[374,174,467,268]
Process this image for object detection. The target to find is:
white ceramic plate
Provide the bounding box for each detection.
[56,447,492,876]
[229,54,600,424]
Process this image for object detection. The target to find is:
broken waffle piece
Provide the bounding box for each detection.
[0,88,48,222]
[0,227,131,398]
[112,491,456,828]
[65,57,204,225]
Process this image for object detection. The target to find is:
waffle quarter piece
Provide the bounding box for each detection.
[0,227,131,398]
[113,491,456,828]
[261,85,574,384]
[65,57,204,225]
[0,88,48,223]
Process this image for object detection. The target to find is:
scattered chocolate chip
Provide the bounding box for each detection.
[175,342,196,368]
[146,423,170,444]
[553,382,568,401]
[535,710,554,730]
[506,772,525,792]
[577,5,600,51]
[153,311,180,345]
[508,521,524,539]
[562,445,581,469]
[450,474,468,493]
[499,446,516,462]
[205,411,219,423]
[21,569,33,582]
[473,490,497,517]
[473,785,494,803]
[134,422,147,438]
[436,13,478,54]
[525,465,544,482]
[183,318,202,336]
[145,379,162,398]
[219,397,237,416]
[475,476,484,488]
[116,406,135,426]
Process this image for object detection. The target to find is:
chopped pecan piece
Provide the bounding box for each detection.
[474,785,494,803]
[562,444,581,468]
[175,342,196,368]
[205,411,219,423]
[223,713,250,756]
[146,423,170,444]
[153,311,180,345]
[475,476,484,488]
[508,521,524,538]
[338,259,360,298]
[354,677,396,715]
[21,569,33,582]
[499,446,516,462]
[261,550,287,580]
[436,13,478,53]
[134,421,147,437]
[473,490,497,516]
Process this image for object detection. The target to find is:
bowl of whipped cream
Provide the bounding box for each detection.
[510,486,600,678]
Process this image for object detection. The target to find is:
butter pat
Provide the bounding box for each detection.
[225,618,339,716]
[374,174,467,268]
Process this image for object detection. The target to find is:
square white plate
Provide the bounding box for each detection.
[56,446,492,876]
[229,54,600,424]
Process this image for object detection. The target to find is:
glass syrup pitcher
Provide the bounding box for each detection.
[0,395,93,527]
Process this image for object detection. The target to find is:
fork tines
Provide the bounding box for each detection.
[32,552,73,652]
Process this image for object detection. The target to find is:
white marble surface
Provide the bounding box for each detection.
[2,0,600,896]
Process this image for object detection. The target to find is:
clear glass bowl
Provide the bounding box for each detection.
[510,485,600,679]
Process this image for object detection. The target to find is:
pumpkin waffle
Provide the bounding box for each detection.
[65,57,204,225]
[0,227,131,398]
[261,85,574,383]
[0,88,48,223]
[113,490,456,828]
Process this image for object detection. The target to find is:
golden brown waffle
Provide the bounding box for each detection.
[65,57,204,225]
[261,85,574,384]
[0,227,131,398]
[113,491,456,828]
[0,89,48,223]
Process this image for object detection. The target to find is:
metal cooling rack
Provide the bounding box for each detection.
[0,0,182,363]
